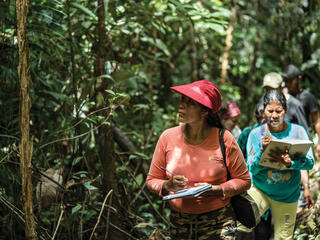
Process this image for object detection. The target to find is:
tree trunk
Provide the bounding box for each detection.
[190,25,198,82]
[245,35,260,125]
[16,0,38,239]
[66,0,77,110]
[94,0,123,239]
[220,1,237,84]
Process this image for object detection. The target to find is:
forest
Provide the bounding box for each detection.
[2,0,320,239]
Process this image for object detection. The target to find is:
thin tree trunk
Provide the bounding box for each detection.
[190,25,198,82]
[94,0,123,239]
[16,0,37,239]
[147,26,158,92]
[220,1,237,84]
[245,35,260,126]
[66,0,78,114]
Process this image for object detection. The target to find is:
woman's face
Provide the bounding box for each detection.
[178,95,206,124]
[264,101,286,129]
[222,116,240,131]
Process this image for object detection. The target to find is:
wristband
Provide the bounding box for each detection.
[304,183,310,188]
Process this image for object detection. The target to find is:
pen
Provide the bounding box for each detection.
[160,166,177,176]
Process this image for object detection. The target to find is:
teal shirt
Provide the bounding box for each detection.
[237,123,259,161]
[246,122,314,203]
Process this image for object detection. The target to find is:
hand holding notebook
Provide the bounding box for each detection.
[259,138,313,170]
[162,184,212,201]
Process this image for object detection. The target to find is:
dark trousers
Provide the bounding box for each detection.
[236,213,272,240]
[254,214,272,240]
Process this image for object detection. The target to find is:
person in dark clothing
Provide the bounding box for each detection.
[282,64,320,157]
[282,65,319,210]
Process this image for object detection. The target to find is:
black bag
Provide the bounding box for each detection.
[218,128,260,228]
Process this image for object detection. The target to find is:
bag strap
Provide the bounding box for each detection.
[219,128,231,180]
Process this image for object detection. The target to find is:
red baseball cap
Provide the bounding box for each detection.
[170,80,221,113]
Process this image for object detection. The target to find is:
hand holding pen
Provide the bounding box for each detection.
[261,134,272,152]
[160,166,176,176]
[160,166,188,193]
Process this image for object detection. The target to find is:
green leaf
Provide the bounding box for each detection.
[0,134,19,140]
[164,15,181,22]
[42,90,69,101]
[130,152,149,160]
[299,224,307,229]
[133,104,150,111]
[82,209,97,223]
[72,204,82,214]
[83,181,98,190]
[155,39,171,56]
[307,220,316,231]
[72,157,82,166]
[105,89,116,95]
[199,22,226,35]
[72,171,88,179]
[135,174,143,186]
[140,37,171,56]
[71,2,97,20]
[98,74,115,82]
[82,21,92,29]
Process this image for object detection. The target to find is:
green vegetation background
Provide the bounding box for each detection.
[1,0,320,239]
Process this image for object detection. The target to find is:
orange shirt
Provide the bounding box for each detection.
[146,126,251,214]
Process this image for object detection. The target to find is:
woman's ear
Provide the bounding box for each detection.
[201,109,209,119]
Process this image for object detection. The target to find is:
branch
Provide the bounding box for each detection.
[51,205,64,240]
[104,190,113,239]
[109,222,138,240]
[0,193,49,240]
[123,164,173,227]
[39,109,113,149]
[89,190,113,240]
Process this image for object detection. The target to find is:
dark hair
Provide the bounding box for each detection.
[263,90,287,111]
[201,105,224,128]
[218,101,231,118]
[255,98,264,123]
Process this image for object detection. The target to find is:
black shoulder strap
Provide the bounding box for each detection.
[219,128,231,180]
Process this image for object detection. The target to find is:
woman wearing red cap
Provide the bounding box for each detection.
[146,80,251,239]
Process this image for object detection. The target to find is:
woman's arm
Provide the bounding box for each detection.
[146,133,188,196]
[246,129,268,175]
[146,135,168,196]
[290,125,314,170]
[268,126,314,170]
[289,150,314,170]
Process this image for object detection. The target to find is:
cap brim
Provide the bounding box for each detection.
[170,85,212,109]
[281,73,289,79]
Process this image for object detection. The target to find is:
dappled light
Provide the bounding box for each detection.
[1,0,320,239]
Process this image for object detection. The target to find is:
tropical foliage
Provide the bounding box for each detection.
[1,0,320,239]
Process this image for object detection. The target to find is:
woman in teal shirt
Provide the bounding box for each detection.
[242,90,314,239]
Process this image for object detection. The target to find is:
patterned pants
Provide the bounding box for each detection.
[170,204,236,240]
